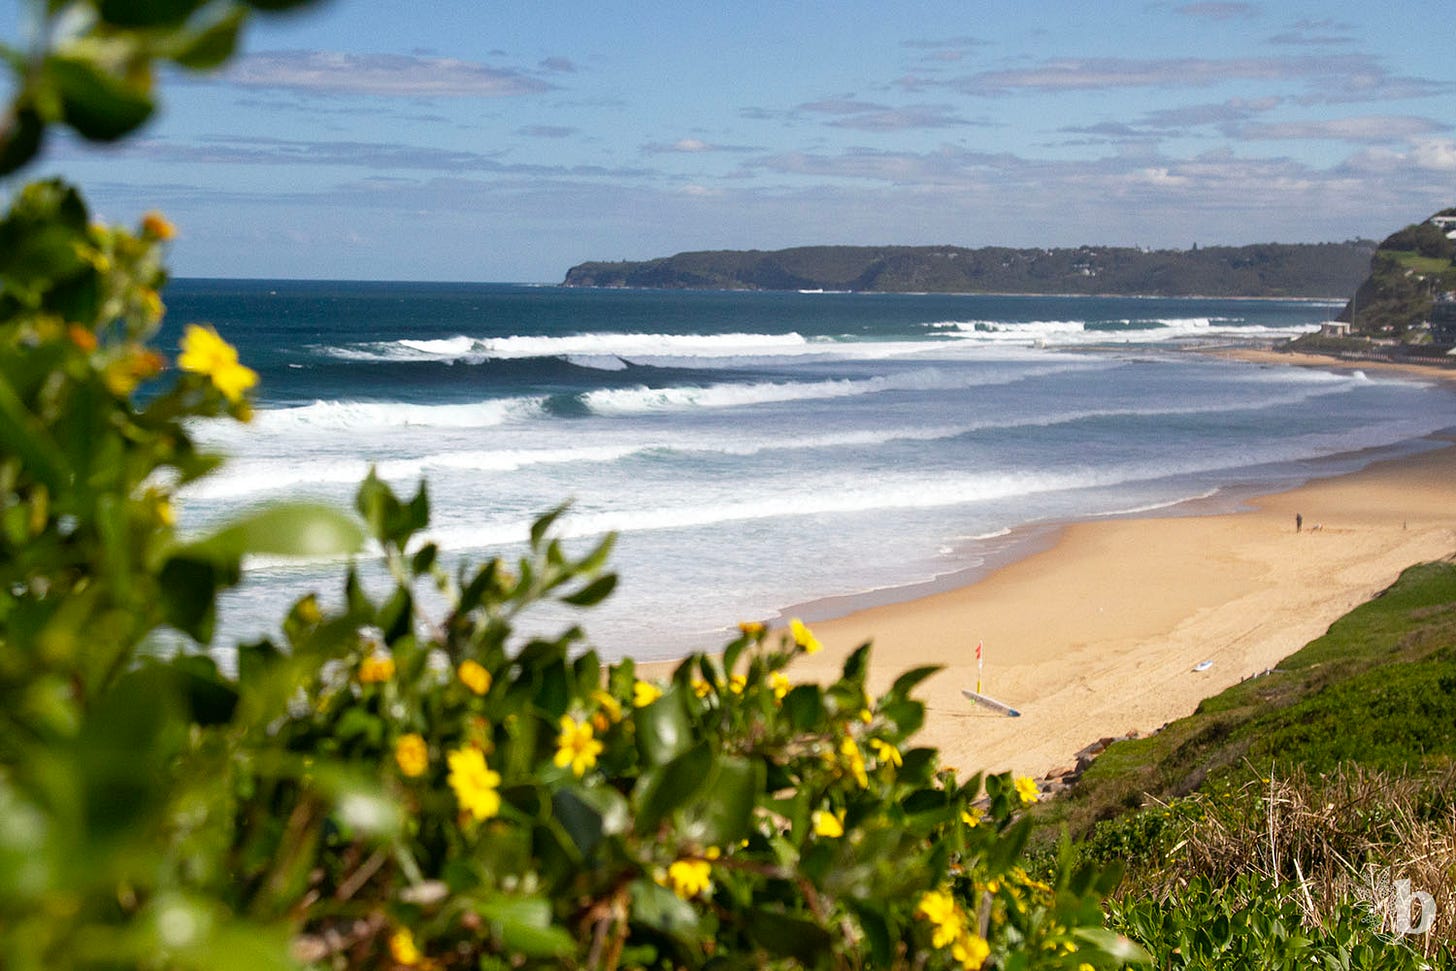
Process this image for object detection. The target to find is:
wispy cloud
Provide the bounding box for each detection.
[1271,18,1357,46]
[1176,2,1258,20]
[775,96,982,131]
[900,36,987,64]
[1233,115,1448,144]
[81,135,655,178]
[517,125,578,139]
[224,50,556,98]
[641,137,755,155]
[922,53,1450,108]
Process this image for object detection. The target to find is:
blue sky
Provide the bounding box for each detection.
[6,0,1455,281]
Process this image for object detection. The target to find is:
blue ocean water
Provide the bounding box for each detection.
[162,280,1456,661]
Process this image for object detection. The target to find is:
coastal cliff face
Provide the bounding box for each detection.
[562,241,1376,298]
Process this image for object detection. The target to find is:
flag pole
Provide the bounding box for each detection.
[976,640,983,695]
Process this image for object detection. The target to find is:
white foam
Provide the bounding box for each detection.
[925,317,1319,346]
[247,396,546,433]
[321,331,816,364]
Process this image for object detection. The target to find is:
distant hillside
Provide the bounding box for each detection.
[1334,208,1456,338]
[562,241,1376,298]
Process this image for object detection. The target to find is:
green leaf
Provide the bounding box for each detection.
[635,743,710,834]
[628,879,704,940]
[99,0,208,27]
[782,684,825,732]
[158,554,236,642]
[841,642,871,682]
[243,0,317,10]
[551,788,604,857]
[529,503,569,549]
[474,895,575,959]
[183,502,364,561]
[683,756,760,847]
[889,664,940,699]
[1073,927,1153,966]
[48,56,155,142]
[0,106,44,176]
[560,572,616,606]
[743,910,832,965]
[635,686,692,766]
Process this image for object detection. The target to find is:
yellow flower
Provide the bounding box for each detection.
[141,211,177,241]
[1013,776,1040,805]
[358,655,395,684]
[665,858,712,900]
[67,324,97,352]
[592,689,623,722]
[446,746,501,821]
[178,323,258,403]
[457,659,491,695]
[952,931,990,969]
[632,679,662,708]
[737,620,765,637]
[840,736,869,788]
[691,678,712,699]
[388,927,420,966]
[295,595,322,625]
[768,671,790,701]
[961,806,984,828]
[138,287,163,324]
[103,347,166,397]
[727,674,747,695]
[395,733,428,777]
[553,715,603,778]
[812,809,845,838]
[916,889,965,949]
[789,617,822,654]
[869,738,902,768]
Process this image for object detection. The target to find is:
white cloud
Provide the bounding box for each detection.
[1412,139,1456,171]
[224,50,554,98]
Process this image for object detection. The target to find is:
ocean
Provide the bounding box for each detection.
[162,280,1456,662]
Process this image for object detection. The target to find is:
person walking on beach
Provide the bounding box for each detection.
[1295,513,1302,533]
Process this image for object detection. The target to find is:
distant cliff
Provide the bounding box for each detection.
[562,241,1376,298]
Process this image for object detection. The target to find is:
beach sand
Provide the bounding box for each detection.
[772,437,1456,780]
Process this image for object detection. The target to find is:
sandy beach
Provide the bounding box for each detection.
[770,421,1456,780]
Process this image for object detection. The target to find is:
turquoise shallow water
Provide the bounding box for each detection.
[161,281,1456,660]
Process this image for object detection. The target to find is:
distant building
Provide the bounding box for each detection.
[1320,321,1352,338]
[1431,293,1456,345]
[1430,215,1456,240]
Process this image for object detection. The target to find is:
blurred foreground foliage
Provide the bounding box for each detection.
[0,2,1148,968]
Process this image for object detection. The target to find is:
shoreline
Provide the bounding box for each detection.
[761,436,1456,779]
[635,347,1456,782]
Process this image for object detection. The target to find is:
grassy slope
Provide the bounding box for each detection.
[1050,559,1456,837]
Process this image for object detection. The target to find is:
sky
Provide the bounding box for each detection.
[4,0,1455,281]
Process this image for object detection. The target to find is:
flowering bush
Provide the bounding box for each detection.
[0,2,1149,968]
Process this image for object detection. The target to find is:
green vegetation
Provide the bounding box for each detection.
[1304,208,1456,343]
[0,3,1147,969]
[563,242,1375,299]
